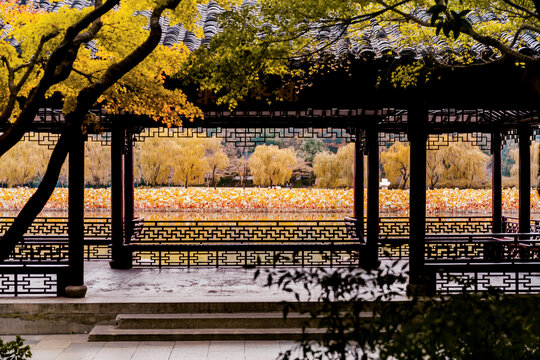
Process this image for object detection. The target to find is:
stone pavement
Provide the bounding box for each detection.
[0,335,296,360]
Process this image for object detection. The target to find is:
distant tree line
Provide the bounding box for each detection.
[0,135,537,189]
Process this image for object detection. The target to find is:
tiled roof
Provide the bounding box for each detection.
[2,0,539,61]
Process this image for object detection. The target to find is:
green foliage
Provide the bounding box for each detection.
[299,139,329,165]
[260,265,540,360]
[428,1,472,39]
[0,336,32,360]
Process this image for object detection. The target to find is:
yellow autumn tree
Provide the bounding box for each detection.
[508,142,540,188]
[336,143,355,187]
[0,139,50,187]
[84,140,110,187]
[248,145,296,186]
[136,137,175,186]
[381,142,410,189]
[0,0,234,258]
[439,141,490,188]
[313,143,355,188]
[171,137,209,188]
[204,138,230,188]
[313,152,342,188]
[426,147,446,189]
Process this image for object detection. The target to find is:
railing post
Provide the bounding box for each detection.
[408,103,433,295]
[518,123,531,234]
[363,122,380,269]
[66,123,87,298]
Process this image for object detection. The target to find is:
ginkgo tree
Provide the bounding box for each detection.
[0,0,236,260]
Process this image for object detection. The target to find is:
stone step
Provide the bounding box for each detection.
[115,312,315,329]
[88,325,325,341]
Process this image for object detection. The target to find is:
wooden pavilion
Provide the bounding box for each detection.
[1,56,539,297]
[1,1,540,297]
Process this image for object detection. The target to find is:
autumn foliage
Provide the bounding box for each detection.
[0,187,538,214]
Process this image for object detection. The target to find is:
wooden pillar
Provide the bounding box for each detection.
[408,104,431,294]
[491,131,502,233]
[354,129,365,236]
[519,124,531,234]
[124,131,135,242]
[110,126,131,269]
[363,123,379,269]
[66,124,87,297]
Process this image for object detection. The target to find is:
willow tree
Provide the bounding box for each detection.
[172,137,209,187]
[248,145,296,186]
[313,143,355,188]
[381,142,410,189]
[0,0,236,259]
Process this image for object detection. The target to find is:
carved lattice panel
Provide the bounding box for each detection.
[436,272,540,294]
[425,243,484,261]
[427,133,491,151]
[132,127,353,150]
[0,273,58,296]
[11,243,69,262]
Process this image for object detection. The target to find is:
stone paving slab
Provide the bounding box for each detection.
[0,260,407,304]
[1,335,296,360]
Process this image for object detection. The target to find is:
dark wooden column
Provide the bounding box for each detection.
[110,126,131,269]
[491,131,502,233]
[519,123,531,234]
[408,104,430,294]
[354,129,365,236]
[124,131,135,242]
[66,124,87,297]
[363,123,379,269]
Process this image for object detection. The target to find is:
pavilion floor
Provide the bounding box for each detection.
[0,260,408,336]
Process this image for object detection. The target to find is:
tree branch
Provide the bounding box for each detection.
[0,134,68,261]
[0,0,119,159]
[510,24,540,48]
[503,0,540,20]
[377,0,538,64]
[0,0,184,259]
[0,30,61,125]
[72,67,96,83]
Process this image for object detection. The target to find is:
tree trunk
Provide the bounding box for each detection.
[0,133,69,260]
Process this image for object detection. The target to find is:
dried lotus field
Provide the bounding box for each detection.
[0,187,538,215]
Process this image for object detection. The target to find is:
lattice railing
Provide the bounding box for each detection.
[0,216,496,265]
[436,271,540,294]
[502,217,540,233]
[2,216,540,295]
